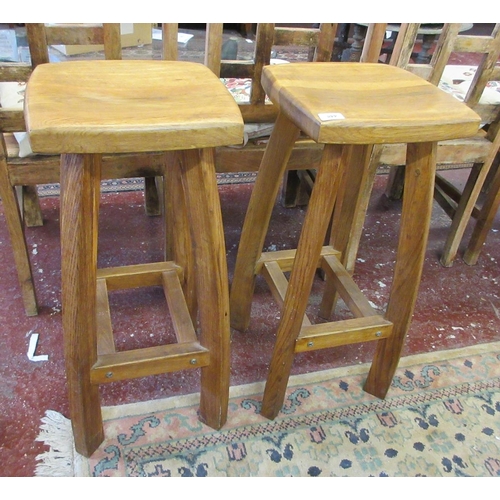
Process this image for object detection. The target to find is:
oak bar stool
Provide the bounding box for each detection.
[24,60,244,457]
[230,62,480,420]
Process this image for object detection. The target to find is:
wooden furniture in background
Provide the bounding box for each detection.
[381,23,500,267]
[24,59,243,457]
[0,23,162,316]
[0,22,410,318]
[229,62,480,418]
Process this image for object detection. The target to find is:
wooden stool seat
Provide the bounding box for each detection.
[26,60,243,153]
[25,60,244,457]
[230,62,479,420]
[262,63,479,144]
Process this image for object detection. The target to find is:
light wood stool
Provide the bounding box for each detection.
[229,62,480,420]
[25,60,244,457]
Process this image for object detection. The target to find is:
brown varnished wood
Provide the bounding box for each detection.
[18,185,43,227]
[260,144,344,419]
[0,63,32,82]
[0,139,38,315]
[179,148,231,429]
[91,342,210,384]
[261,261,312,328]
[463,132,500,265]
[314,23,338,62]
[261,63,479,145]
[319,144,374,319]
[96,278,115,356]
[205,23,224,76]
[255,245,340,274]
[296,316,393,353]
[250,24,274,106]
[162,270,198,344]
[360,23,387,63]
[229,112,300,332]
[96,261,182,290]
[162,24,178,60]
[59,152,103,457]
[229,59,480,420]
[1,23,132,316]
[364,142,437,398]
[25,61,244,154]
[163,151,197,322]
[381,24,500,267]
[321,254,377,318]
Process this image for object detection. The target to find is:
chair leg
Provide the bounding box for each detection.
[60,153,104,458]
[261,144,344,420]
[440,161,489,267]
[384,165,406,201]
[20,185,44,227]
[364,142,436,399]
[0,156,38,316]
[230,112,300,332]
[280,170,311,208]
[463,142,500,266]
[144,176,161,216]
[179,148,230,429]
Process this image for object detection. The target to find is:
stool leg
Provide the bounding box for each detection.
[364,142,436,399]
[230,112,300,332]
[179,148,230,429]
[261,144,344,420]
[319,144,374,319]
[60,153,104,457]
[164,152,197,322]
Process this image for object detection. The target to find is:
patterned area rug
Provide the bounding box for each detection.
[35,341,500,477]
[36,173,257,198]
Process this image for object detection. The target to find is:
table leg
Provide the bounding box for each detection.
[364,142,436,398]
[60,153,103,457]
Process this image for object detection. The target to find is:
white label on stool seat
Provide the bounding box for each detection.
[318,112,346,121]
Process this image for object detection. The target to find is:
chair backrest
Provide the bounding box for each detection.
[0,24,121,141]
[389,23,500,129]
[160,23,388,125]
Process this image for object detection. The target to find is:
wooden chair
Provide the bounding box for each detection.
[0,23,163,316]
[161,23,388,192]
[214,22,340,183]
[162,23,361,242]
[379,23,500,267]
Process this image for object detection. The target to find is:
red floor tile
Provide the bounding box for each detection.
[1,171,500,476]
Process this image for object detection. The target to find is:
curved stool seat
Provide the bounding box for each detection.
[230,62,479,420]
[25,60,244,457]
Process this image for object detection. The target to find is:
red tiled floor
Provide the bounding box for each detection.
[1,169,500,476]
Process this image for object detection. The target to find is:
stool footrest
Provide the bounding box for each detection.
[96,278,116,355]
[257,246,393,354]
[91,342,210,384]
[97,262,183,290]
[261,261,312,327]
[321,254,378,318]
[296,315,392,352]
[94,263,203,385]
[256,245,340,274]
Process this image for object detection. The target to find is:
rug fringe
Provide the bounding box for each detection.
[35,410,84,477]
